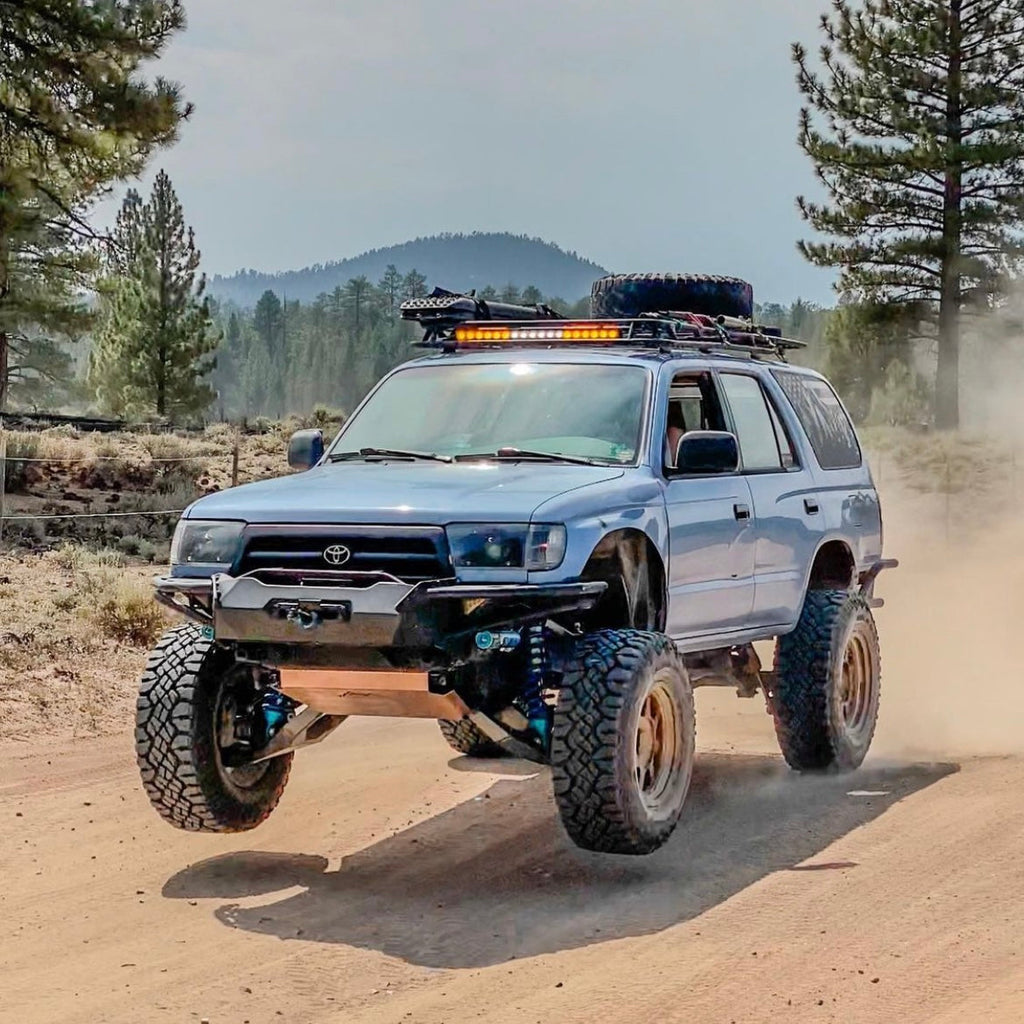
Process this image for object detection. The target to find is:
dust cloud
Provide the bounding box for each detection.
[869,444,1024,760]
[863,288,1024,758]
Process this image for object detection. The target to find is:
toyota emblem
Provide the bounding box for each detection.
[323,544,351,566]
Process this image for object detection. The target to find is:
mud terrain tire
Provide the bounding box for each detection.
[136,622,292,832]
[551,629,695,855]
[591,273,754,320]
[438,718,504,757]
[771,590,881,772]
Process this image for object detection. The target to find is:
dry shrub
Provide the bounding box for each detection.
[4,432,42,491]
[204,422,237,444]
[92,577,166,646]
[50,544,125,573]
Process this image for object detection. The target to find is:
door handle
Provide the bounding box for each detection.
[734,503,751,521]
[804,498,820,515]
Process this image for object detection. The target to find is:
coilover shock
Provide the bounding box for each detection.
[523,624,551,747]
[260,688,296,745]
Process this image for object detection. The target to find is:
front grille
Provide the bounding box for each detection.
[236,525,452,582]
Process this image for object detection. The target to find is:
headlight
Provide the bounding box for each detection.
[446,523,566,570]
[170,520,244,568]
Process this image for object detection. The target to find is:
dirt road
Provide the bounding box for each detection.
[3,696,1022,1024]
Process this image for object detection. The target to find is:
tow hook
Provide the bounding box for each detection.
[287,606,321,630]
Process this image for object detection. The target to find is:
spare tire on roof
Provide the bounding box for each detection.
[591,273,754,320]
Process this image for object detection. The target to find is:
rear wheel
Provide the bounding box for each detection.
[136,623,292,832]
[438,717,504,757]
[551,629,695,855]
[770,590,881,771]
[591,273,754,320]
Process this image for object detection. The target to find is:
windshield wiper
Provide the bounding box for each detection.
[457,447,601,467]
[328,447,453,463]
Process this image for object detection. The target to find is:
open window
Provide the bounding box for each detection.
[663,371,727,470]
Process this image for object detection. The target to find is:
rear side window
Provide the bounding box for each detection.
[772,370,861,470]
[719,373,786,472]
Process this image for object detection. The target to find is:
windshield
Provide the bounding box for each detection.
[332,361,649,464]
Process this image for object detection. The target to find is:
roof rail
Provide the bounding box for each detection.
[400,288,806,359]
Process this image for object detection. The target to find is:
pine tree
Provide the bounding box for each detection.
[90,171,218,419]
[342,276,373,334]
[795,1,1024,428]
[402,269,427,300]
[378,264,404,319]
[0,1,188,409]
[823,300,922,420]
[0,165,93,408]
[253,290,284,357]
[252,289,285,415]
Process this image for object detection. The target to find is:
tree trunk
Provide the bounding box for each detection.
[156,342,166,416]
[936,0,963,430]
[0,331,8,413]
[0,189,8,413]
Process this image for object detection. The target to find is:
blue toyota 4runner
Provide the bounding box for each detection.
[138,273,896,856]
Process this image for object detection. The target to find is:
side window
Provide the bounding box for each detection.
[772,370,861,470]
[719,373,784,472]
[664,371,727,468]
[765,394,796,469]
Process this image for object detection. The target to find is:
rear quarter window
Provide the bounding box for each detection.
[771,370,861,470]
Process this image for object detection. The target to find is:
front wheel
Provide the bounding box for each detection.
[551,630,695,855]
[135,623,293,832]
[770,590,881,772]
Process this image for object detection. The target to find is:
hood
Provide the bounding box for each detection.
[186,460,626,525]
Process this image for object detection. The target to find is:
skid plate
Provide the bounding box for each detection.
[279,668,470,719]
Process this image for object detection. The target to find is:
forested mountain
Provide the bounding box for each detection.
[210,233,608,307]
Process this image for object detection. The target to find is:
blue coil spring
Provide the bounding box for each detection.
[524,625,548,729]
[261,689,295,742]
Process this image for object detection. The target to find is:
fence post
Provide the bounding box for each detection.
[231,437,240,488]
[0,425,7,548]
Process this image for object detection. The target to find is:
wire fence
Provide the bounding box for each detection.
[0,432,244,542]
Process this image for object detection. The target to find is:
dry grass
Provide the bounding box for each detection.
[862,426,1013,495]
[0,547,167,740]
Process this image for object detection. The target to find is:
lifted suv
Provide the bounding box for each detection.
[137,272,895,856]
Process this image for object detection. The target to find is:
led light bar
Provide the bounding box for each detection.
[455,323,623,344]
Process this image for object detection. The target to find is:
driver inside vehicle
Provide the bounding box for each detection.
[666,401,687,466]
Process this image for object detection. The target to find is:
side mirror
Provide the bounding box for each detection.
[288,429,325,470]
[675,431,740,474]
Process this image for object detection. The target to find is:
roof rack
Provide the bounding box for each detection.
[400,288,806,360]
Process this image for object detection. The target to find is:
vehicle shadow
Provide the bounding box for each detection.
[163,753,956,969]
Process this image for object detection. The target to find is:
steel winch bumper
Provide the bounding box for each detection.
[212,569,416,646]
[154,569,607,649]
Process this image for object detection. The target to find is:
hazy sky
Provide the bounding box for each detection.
[122,0,836,303]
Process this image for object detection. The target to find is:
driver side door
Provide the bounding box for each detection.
[661,371,756,639]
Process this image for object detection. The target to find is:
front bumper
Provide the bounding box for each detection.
[154,569,606,649]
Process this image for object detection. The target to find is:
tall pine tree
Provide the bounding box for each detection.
[0,1,188,409]
[795,1,1024,427]
[90,171,219,419]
